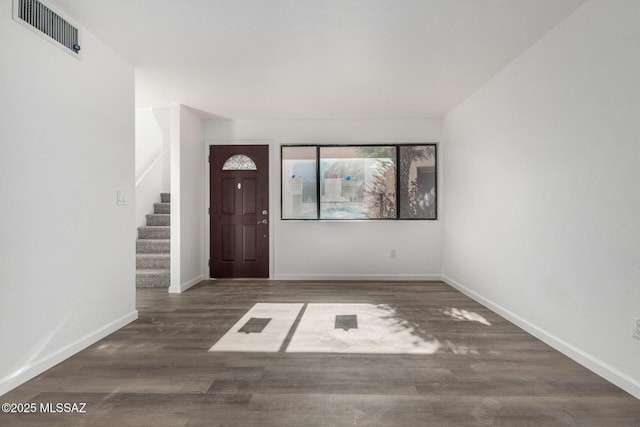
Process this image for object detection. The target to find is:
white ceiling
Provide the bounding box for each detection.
[50,0,586,119]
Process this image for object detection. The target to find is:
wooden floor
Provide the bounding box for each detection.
[2,280,639,426]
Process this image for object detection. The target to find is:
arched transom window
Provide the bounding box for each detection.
[222,154,257,171]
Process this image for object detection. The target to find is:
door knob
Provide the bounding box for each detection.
[257,219,268,224]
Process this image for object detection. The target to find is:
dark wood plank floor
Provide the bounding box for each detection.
[2,280,639,426]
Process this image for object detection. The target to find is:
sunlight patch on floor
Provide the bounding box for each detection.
[287,303,441,354]
[210,303,441,354]
[443,307,491,326]
[209,303,303,352]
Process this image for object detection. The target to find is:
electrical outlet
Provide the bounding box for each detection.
[633,317,640,340]
[390,249,397,259]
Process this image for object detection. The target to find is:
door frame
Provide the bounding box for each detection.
[204,140,274,279]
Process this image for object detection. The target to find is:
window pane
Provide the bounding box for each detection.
[281,146,318,219]
[319,146,396,219]
[399,145,437,219]
[222,154,257,170]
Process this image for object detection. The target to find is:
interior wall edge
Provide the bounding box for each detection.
[441,274,640,400]
[170,274,205,294]
[0,311,138,397]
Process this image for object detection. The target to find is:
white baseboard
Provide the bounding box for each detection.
[272,273,443,281]
[169,274,204,293]
[0,310,138,397]
[441,275,640,400]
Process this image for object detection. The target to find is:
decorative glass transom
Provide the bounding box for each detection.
[222,154,257,171]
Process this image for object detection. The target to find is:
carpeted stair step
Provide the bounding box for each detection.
[136,253,170,269]
[136,239,170,253]
[136,192,171,288]
[146,213,170,226]
[136,269,170,288]
[154,202,170,214]
[138,226,170,239]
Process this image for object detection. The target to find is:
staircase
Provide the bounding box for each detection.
[136,192,170,287]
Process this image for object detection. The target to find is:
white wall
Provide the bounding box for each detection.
[442,0,640,398]
[135,107,170,228]
[176,106,204,292]
[0,5,136,395]
[205,119,442,280]
[169,106,181,292]
[169,105,204,293]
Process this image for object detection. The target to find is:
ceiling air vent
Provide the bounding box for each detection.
[12,0,82,59]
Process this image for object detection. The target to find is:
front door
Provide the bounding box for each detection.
[210,145,269,278]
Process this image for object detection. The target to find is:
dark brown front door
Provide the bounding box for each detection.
[210,145,269,278]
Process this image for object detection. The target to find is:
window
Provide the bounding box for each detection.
[319,146,396,219]
[222,154,257,170]
[398,145,437,219]
[281,146,318,219]
[281,144,437,220]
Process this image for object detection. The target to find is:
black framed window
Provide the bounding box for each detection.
[398,145,437,219]
[281,146,318,220]
[281,144,437,220]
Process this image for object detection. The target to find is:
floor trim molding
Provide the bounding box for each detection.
[170,274,204,294]
[0,310,138,397]
[441,274,640,400]
[273,274,443,281]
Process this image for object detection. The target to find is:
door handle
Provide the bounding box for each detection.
[257,219,268,224]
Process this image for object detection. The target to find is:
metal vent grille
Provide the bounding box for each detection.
[13,0,82,58]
